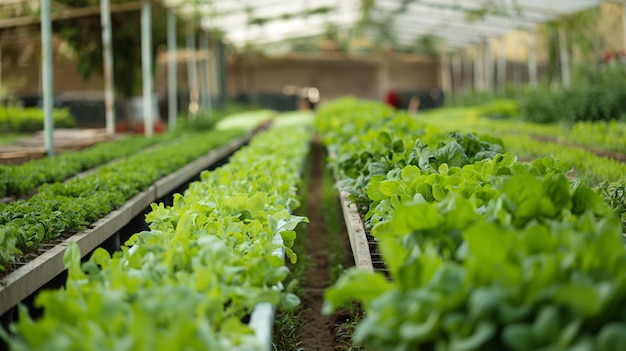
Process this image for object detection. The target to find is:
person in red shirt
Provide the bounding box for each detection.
[385,90,400,109]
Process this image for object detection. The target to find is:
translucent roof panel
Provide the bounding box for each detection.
[372,0,605,49]
[198,0,360,46]
[163,0,606,50]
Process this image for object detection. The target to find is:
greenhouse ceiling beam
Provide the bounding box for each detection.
[380,0,600,18]
[389,16,522,37]
[368,26,473,48]
[224,11,358,47]
[242,23,354,47]
[388,15,537,50]
[384,9,544,34]
[390,26,479,45]
[389,20,502,45]
[205,0,348,31]
[0,1,144,29]
[374,0,603,49]
[180,0,285,17]
[375,0,551,22]
[198,0,333,18]
[397,11,542,30]
[184,0,315,25]
[389,32,471,49]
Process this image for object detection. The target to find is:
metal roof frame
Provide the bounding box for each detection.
[160,0,604,51]
[0,0,607,51]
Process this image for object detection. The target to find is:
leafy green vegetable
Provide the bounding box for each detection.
[0,129,243,271]
[318,98,626,350]
[3,121,312,350]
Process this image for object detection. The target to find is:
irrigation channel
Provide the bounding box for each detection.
[0,135,380,350]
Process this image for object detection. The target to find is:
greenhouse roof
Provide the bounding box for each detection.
[163,0,606,50]
[0,0,608,50]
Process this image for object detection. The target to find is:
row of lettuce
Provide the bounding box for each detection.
[0,109,283,200]
[2,122,311,350]
[0,129,243,272]
[319,98,626,350]
[0,133,180,198]
[430,104,626,157]
[0,107,76,133]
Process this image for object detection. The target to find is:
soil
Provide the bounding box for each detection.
[298,141,353,351]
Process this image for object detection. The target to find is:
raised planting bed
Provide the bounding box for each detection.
[0,132,177,199]
[337,190,373,272]
[0,129,245,274]
[319,98,626,350]
[2,119,313,350]
[0,134,249,316]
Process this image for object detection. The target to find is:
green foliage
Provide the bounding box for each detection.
[598,182,626,233]
[519,65,626,124]
[0,107,75,133]
[179,104,251,131]
[478,99,520,119]
[318,98,626,350]
[502,134,626,186]
[52,1,170,97]
[316,97,503,216]
[446,90,502,108]
[412,34,442,57]
[3,122,311,350]
[416,107,626,186]
[0,134,176,198]
[0,129,243,271]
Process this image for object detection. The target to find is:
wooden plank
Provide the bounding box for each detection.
[338,190,374,272]
[0,137,248,315]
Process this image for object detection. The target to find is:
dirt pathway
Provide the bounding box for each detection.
[298,141,350,350]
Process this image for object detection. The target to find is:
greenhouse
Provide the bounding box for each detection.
[0,0,626,350]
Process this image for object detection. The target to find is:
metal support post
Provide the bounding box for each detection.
[141,0,153,136]
[623,0,626,70]
[100,0,115,136]
[186,20,199,117]
[559,25,570,88]
[497,38,507,94]
[473,45,484,91]
[200,31,212,112]
[439,54,452,104]
[41,0,54,156]
[484,38,493,91]
[528,29,538,88]
[452,53,463,101]
[167,10,177,129]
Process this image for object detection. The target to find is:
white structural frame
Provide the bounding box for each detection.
[100,0,115,137]
[41,0,54,157]
[156,0,606,51]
